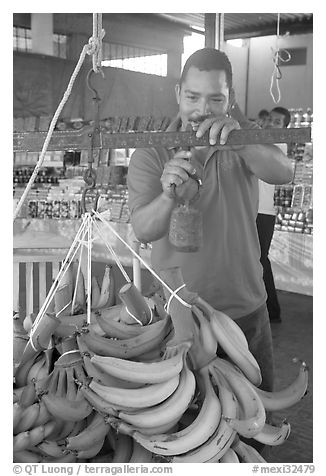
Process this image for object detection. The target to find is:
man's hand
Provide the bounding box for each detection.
[161,149,200,201]
[195,114,243,149]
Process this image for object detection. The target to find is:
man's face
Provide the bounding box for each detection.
[175,66,230,131]
[267,111,286,129]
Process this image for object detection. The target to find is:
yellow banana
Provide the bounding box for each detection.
[76,435,105,459]
[120,367,221,457]
[219,447,240,463]
[171,367,237,462]
[33,399,53,428]
[90,374,180,409]
[71,260,86,314]
[28,420,57,446]
[91,347,185,384]
[252,361,309,411]
[18,381,38,408]
[36,439,66,458]
[92,265,115,309]
[66,412,110,451]
[13,402,25,433]
[253,420,291,446]
[232,437,267,463]
[192,305,218,356]
[129,441,154,463]
[13,385,25,404]
[96,307,166,339]
[118,358,196,429]
[42,388,92,422]
[13,430,33,452]
[80,385,119,416]
[91,276,101,309]
[13,449,43,463]
[53,452,77,463]
[79,340,141,389]
[111,433,134,463]
[26,353,46,384]
[14,351,43,388]
[14,401,41,434]
[195,297,261,386]
[211,359,266,438]
[77,315,171,359]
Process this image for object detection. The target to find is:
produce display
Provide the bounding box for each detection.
[13,263,309,464]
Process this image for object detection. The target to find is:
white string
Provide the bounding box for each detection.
[125,305,153,326]
[269,13,291,104]
[87,214,93,324]
[93,211,192,309]
[92,217,131,282]
[56,300,72,318]
[165,284,189,314]
[30,216,89,335]
[60,350,81,358]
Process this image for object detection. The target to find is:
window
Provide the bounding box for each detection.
[13,26,32,52]
[53,33,68,59]
[13,27,68,59]
[102,42,167,76]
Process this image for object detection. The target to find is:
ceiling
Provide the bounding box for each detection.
[154,13,313,39]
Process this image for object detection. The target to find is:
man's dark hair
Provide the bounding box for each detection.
[179,47,233,89]
[271,106,291,127]
[258,109,269,119]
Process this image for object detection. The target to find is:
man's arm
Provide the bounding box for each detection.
[230,102,293,184]
[128,149,198,244]
[196,101,293,185]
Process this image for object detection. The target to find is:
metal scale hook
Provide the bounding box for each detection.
[81,68,105,214]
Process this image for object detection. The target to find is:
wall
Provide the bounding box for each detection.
[246,33,313,119]
[224,41,249,114]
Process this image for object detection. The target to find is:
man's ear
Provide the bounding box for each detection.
[228,87,236,113]
[175,83,181,105]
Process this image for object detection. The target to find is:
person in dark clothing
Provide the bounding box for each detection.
[256,106,292,323]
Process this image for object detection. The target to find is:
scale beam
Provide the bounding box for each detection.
[13,127,311,153]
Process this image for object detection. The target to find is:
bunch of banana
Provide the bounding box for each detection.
[38,343,93,423]
[76,313,172,360]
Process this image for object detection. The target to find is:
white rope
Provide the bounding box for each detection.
[13,15,105,222]
[269,13,291,104]
[30,216,89,334]
[165,284,189,314]
[92,217,131,282]
[93,211,192,309]
[87,213,93,324]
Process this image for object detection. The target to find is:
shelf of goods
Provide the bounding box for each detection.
[269,138,313,296]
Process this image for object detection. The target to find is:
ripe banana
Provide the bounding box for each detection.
[36,439,66,458]
[14,351,43,388]
[42,388,92,422]
[80,385,119,416]
[232,437,267,463]
[90,347,185,384]
[71,260,86,314]
[14,401,41,434]
[129,441,154,463]
[195,297,261,386]
[78,339,141,389]
[120,367,222,457]
[13,449,43,463]
[75,435,105,459]
[26,353,46,384]
[171,368,237,462]
[13,402,25,433]
[111,433,134,463]
[77,314,171,359]
[219,447,240,463]
[33,399,52,427]
[211,360,266,438]
[96,307,165,339]
[117,358,196,429]
[92,265,115,309]
[13,420,56,452]
[253,420,291,446]
[192,305,218,356]
[53,452,78,463]
[252,361,309,411]
[89,373,180,409]
[66,412,110,451]
[91,275,101,308]
[18,381,38,408]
